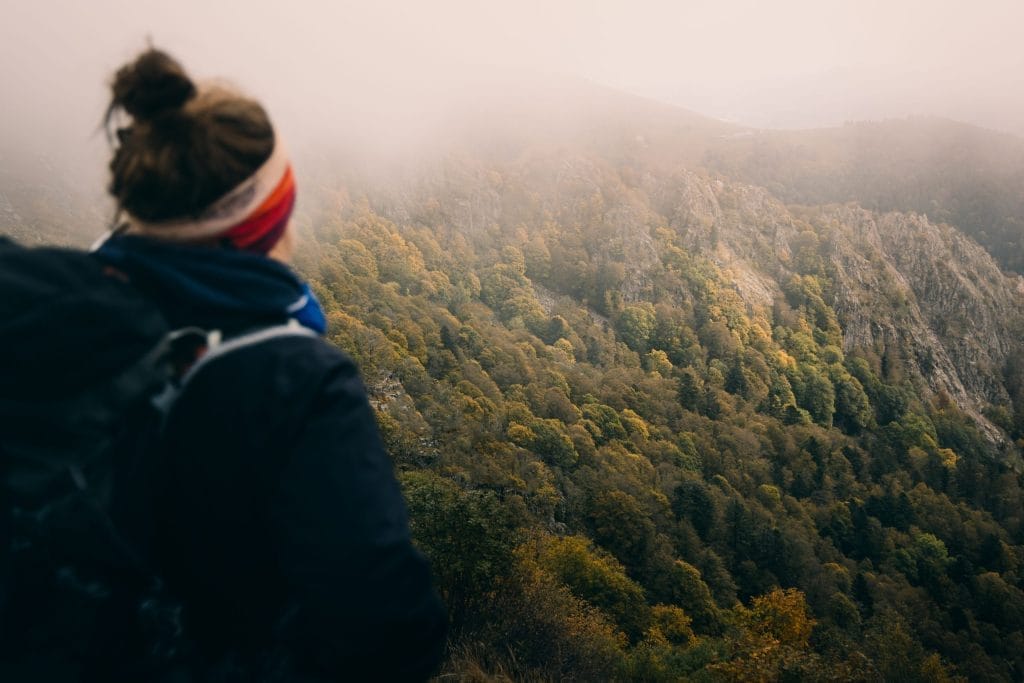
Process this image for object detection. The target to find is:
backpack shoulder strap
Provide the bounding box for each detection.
[151,320,318,417]
[180,319,318,386]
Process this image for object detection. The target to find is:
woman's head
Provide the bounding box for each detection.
[106,49,295,254]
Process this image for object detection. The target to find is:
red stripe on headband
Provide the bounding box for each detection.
[223,165,296,253]
[239,192,295,254]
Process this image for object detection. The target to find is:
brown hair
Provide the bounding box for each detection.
[106,49,275,222]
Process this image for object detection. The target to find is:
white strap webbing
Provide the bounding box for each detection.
[151,320,317,419]
[180,319,317,387]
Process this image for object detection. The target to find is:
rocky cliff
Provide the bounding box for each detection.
[643,169,1024,454]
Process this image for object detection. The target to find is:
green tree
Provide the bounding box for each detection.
[615,303,657,353]
[536,534,652,641]
[401,472,521,631]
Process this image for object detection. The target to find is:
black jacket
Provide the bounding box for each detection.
[95,237,447,680]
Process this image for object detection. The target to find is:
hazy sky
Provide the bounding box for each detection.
[2,0,1023,169]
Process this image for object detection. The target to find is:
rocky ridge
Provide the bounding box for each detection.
[646,171,1024,453]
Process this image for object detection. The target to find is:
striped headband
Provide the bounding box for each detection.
[127,139,296,253]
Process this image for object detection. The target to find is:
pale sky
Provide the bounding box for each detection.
[2,0,1023,170]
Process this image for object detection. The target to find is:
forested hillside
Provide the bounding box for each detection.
[284,141,1024,679]
[5,85,1024,680]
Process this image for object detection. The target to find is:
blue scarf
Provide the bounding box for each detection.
[94,235,327,335]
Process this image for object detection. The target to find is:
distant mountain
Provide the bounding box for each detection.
[701,118,1024,275]
[636,66,1024,139]
[323,83,1024,452]
[340,80,1024,277]
[361,139,1024,459]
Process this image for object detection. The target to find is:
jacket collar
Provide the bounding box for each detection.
[93,234,326,335]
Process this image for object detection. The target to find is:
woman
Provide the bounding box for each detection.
[93,49,446,680]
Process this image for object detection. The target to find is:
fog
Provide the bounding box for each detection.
[2,0,1023,184]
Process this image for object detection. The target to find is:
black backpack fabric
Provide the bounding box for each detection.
[0,237,198,681]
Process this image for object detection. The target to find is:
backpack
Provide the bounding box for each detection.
[0,236,205,681]
[0,237,315,682]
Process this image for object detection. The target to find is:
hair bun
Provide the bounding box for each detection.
[111,49,196,121]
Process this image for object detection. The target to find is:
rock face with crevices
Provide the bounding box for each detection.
[640,168,1024,448]
[828,208,1022,403]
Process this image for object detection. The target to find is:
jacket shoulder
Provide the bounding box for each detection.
[164,332,364,464]
[190,331,357,391]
